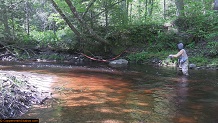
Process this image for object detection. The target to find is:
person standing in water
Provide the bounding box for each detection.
[169,43,189,76]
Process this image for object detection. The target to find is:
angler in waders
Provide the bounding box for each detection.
[169,43,189,76]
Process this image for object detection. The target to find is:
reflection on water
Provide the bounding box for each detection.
[0,61,217,123]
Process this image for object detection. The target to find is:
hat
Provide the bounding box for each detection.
[177,43,184,50]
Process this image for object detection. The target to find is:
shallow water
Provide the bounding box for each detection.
[0,61,217,123]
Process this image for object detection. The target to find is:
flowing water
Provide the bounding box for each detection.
[0,61,217,123]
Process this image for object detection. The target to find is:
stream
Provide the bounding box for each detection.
[0,61,217,123]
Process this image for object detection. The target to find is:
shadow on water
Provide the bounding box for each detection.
[0,61,217,123]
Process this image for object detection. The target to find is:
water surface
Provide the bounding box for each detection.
[0,61,217,123]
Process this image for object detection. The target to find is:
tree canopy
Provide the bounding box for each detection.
[0,0,217,56]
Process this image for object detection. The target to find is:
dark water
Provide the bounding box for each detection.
[0,61,217,123]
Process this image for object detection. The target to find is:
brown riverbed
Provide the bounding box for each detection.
[0,61,217,123]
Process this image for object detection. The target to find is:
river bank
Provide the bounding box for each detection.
[0,45,217,71]
[0,71,53,119]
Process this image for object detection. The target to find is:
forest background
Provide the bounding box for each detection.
[0,0,217,67]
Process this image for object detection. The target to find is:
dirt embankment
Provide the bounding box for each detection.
[0,71,52,119]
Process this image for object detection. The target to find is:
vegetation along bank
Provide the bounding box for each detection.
[0,0,217,69]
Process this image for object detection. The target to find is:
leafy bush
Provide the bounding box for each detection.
[30,27,77,51]
[147,31,178,52]
[30,30,57,45]
[126,50,174,63]
[174,12,218,44]
[206,41,218,57]
[127,51,150,63]
[189,56,208,66]
[107,23,179,54]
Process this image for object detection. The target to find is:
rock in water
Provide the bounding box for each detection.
[189,64,197,69]
[109,59,128,68]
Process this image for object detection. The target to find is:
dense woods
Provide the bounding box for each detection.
[0,0,217,66]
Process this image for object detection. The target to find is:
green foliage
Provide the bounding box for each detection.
[30,27,78,51]
[0,0,217,68]
[184,0,214,17]
[30,30,57,44]
[56,27,77,50]
[107,23,179,54]
[126,50,174,63]
[189,53,218,67]
[148,31,178,51]
[210,58,218,66]
[127,51,150,63]
[185,42,196,49]
[0,33,5,38]
[174,11,218,43]
[189,56,209,66]
[206,41,218,57]
[48,13,65,26]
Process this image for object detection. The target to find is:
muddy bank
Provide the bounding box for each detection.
[0,71,54,119]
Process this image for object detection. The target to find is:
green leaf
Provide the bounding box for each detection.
[75,4,86,12]
[0,33,4,38]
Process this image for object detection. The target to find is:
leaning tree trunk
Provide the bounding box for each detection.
[50,0,82,38]
[64,0,109,45]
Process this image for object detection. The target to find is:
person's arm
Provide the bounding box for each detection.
[169,49,183,58]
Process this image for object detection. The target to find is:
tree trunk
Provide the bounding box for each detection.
[104,0,109,33]
[90,10,94,29]
[129,3,132,23]
[148,0,154,16]
[164,0,166,19]
[175,0,185,17]
[122,0,128,26]
[10,1,15,41]
[25,1,30,35]
[145,0,148,16]
[64,0,109,45]
[214,0,218,10]
[138,0,141,18]
[50,0,81,37]
[2,1,11,37]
